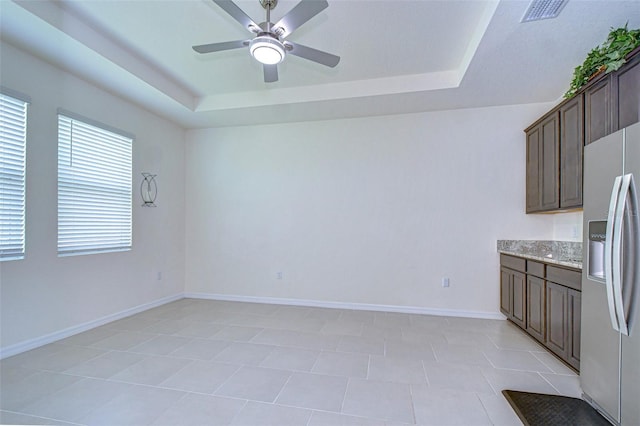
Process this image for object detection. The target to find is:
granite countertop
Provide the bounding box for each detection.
[497,240,582,270]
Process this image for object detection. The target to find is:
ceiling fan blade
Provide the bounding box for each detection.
[212,0,260,32]
[264,64,278,83]
[273,0,328,38]
[286,41,340,68]
[193,40,249,54]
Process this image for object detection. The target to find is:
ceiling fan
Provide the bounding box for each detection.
[193,0,340,83]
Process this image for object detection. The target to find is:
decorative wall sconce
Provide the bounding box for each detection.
[141,173,157,207]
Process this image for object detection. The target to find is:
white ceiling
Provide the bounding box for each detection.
[1,0,640,128]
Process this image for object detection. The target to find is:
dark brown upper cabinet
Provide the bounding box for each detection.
[526,113,559,213]
[525,97,582,213]
[584,46,640,145]
[585,76,612,145]
[525,47,639,213]
[525,127,541,212]
[613,51,640,130]
[559,96,584,209]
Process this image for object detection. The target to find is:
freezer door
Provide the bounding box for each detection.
[621,122,640,426]
[582,129,624,423]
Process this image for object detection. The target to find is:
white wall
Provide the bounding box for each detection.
[0,42,186,352]
[185,103,558,316]
[553,211,583,241]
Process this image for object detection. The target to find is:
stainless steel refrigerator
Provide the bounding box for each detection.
[582,121,640,426]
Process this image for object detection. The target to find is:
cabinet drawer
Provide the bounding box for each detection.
[527,260,545,278]
[501,254,526,272]
[547,266,581,291]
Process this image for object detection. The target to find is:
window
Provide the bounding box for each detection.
[57,112,133,256]
[0,92,28,261]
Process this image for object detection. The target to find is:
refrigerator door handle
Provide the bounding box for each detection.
[613,173,638,336]
[606,175,623,332]
[612,174,632,335]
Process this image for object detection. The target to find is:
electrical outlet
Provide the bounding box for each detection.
[442,277,450,287]
[276,272,283,280]
[157,271,162,281]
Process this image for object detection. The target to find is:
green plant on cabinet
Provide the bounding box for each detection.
[565,24,640,99]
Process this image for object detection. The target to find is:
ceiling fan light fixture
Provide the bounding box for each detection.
[249,35,285,65]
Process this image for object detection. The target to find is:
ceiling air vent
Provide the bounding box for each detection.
[521,0,568,23]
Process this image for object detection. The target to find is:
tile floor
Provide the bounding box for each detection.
[0,299,581,425]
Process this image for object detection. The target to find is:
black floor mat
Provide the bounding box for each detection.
[502,390,611,426]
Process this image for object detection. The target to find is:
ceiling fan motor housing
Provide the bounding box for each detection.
[249,33,286,64]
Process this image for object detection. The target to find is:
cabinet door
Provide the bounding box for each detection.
[614,52,640,129]
[500,268,512,317]
[511,271,526,329]
[540,114,560,210]
[585,76,612,145]
[526,276,545,343]
[559,96,584,208]
[567,289,581,370]
[526,127,541,213]
[546,281,568,358]
[526,114,560,213]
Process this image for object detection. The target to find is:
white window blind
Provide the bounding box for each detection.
[0,93,28,261]
[57,113,132,256]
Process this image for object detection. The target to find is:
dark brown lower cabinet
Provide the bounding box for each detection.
[500,254,581,371]
[546,282,568,356]
[526,275,545,343]
[567,288,581,370]
[500,265,526,329]
[545,282,581,370]
[500,268,511,315]
[511,272,526,329]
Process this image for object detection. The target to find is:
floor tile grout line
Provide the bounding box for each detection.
[537,371,562,395]
[49,364,254,401]
[0,408,86,426]
[7,374,91,421]
[478,366,500,396]
[339,377,351,415]
[473,390,497,425]
[420,359,430,387]
[407,380,418,425]
[269,369,295,405]
[529,350,578,377]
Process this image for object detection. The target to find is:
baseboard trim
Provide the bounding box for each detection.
[184,292,505,320]
[0,293,184,360]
